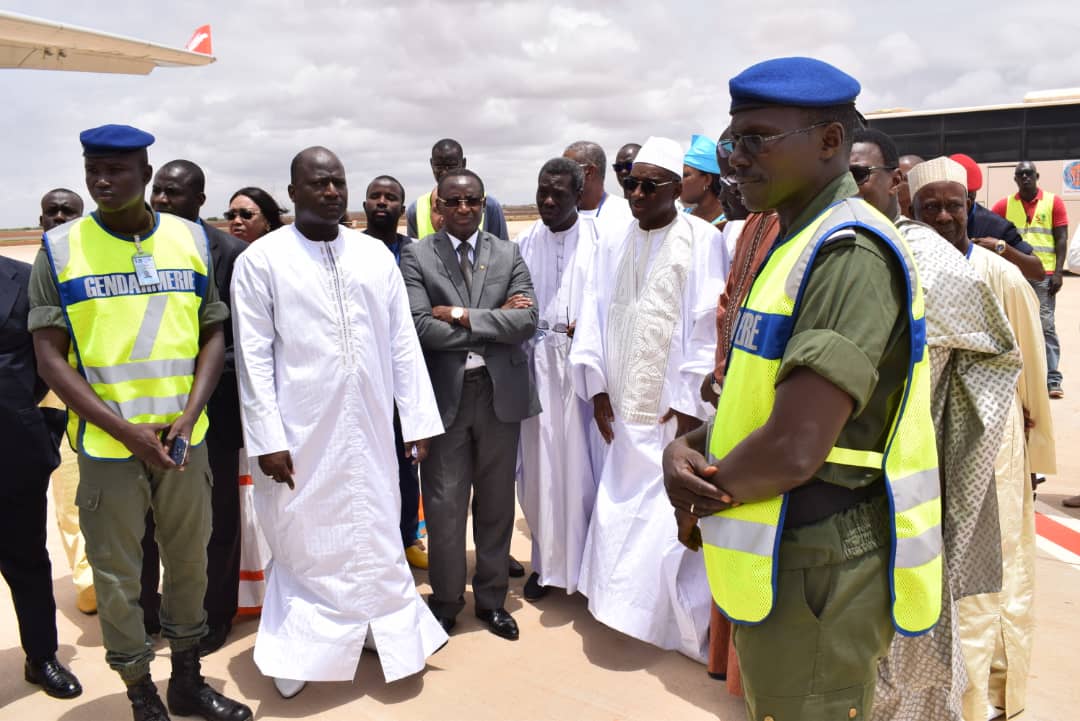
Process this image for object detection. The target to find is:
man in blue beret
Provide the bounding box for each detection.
[664,57,942,720]
[28,124,252,721]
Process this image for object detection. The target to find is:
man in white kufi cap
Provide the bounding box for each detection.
[908,156,1055,721]
[570,136,726,661]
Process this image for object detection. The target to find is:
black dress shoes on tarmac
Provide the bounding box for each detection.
[508,556,525,578]
[24,656,82,699]
[475,608,519,640]
[523,572,550,601]
[435,615,456,634]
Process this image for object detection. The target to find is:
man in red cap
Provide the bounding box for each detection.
[950,154,1042,281]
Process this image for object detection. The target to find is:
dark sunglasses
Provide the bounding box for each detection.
[717,121,832,159]
[1015,170,1036,178]
[612,162,633,173]
[437,196,484,209]
[622,177,677,194]
[223,208,258,221]
[849,164,896,185]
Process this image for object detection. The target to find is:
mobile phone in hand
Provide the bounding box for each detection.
[167,435,189,466]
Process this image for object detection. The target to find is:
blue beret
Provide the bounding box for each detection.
[729,57,860,113]
[80,124,155,156]
[684,134,721,175]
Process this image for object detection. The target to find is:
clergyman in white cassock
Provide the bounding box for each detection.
[515,158,601,597]
[570,137,723,661]
[231,147,447,689]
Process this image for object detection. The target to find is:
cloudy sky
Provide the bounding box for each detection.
[3,0,1079,228]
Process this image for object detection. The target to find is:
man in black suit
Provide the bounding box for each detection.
[400,169,539,640]
[0,253,82,699]
[151,160,247,655]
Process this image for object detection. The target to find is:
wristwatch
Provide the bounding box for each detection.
[451,306,465,324]
[710,374,723,396]
[994,240,1007,255]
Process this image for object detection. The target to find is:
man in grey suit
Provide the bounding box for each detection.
[400,168,539,641]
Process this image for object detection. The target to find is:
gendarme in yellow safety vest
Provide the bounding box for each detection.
[699,198,942,636]
[1005,191,1058,274]
[42,212,212,460]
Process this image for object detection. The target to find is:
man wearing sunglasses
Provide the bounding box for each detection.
[401,168,539,641]
[992,161,1070,398]
[405,138,510,242]
[664,57,942,721]
[849,131,1021,721]
[570,135,721,661]
[612,142,641,197]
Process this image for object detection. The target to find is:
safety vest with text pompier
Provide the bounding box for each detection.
[43,212,211,460]
[1005,192,1058,274]
[699,199,942,636]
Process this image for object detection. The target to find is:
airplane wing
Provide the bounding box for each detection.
[0,11,215,74]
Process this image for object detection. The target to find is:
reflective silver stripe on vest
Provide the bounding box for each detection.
[173,215,211,269]
[43,218,79,276]
[83,358,195,385]
[895,525,942,569]
[785,199,917,301]
[1018,227,1053,237]
[1030,244,1056,253]
[699,514,775,557]
[103,394,187,420]
[889,468,941,513]
[129,295,170,360]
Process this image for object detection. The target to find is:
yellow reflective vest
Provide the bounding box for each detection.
[1005,191,1058,274]
[699,198,942,636]
[43,212,211,459]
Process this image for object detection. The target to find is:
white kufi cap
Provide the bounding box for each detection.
[907,156,969,199]
[633,136,685,177]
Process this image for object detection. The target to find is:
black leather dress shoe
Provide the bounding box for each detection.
[435,615,456,634]
[198,623,232,657]
[523,572,550,601]
[24,656,82,699]
[475,608,519,640]
[508,556,525,578]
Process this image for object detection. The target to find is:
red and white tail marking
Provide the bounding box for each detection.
[185,25,212,55]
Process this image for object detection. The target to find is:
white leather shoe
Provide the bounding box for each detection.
[273,677,307,699]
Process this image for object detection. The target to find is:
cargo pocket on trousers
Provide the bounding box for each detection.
[75,484,110,562]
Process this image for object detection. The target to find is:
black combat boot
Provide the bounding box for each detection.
[165,647,252,721]
[126,675,170,721]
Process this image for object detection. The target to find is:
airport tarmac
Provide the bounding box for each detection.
[1,239,1079,720]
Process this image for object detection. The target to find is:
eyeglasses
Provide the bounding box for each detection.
[621,177,677,194]
[1015,170,1036,178]
[849,164,897,185]
[537,307,572,335]
[612,162,633,174]
[224,208,259,221]
[717,121,833,159]
[437,196,485,209]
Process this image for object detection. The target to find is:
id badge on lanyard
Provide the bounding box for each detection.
[132,235,160,287]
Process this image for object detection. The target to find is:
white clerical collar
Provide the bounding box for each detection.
[448,230,479,251]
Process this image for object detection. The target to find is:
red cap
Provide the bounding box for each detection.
[949,153,982,192]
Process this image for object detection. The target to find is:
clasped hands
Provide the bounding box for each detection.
[662,433,739,551]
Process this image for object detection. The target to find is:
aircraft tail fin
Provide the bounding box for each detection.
[185,24,212,55]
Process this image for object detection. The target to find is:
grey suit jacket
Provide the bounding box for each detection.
[400,229,540,427]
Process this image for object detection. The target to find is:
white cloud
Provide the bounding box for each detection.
[2,0,1078,227]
